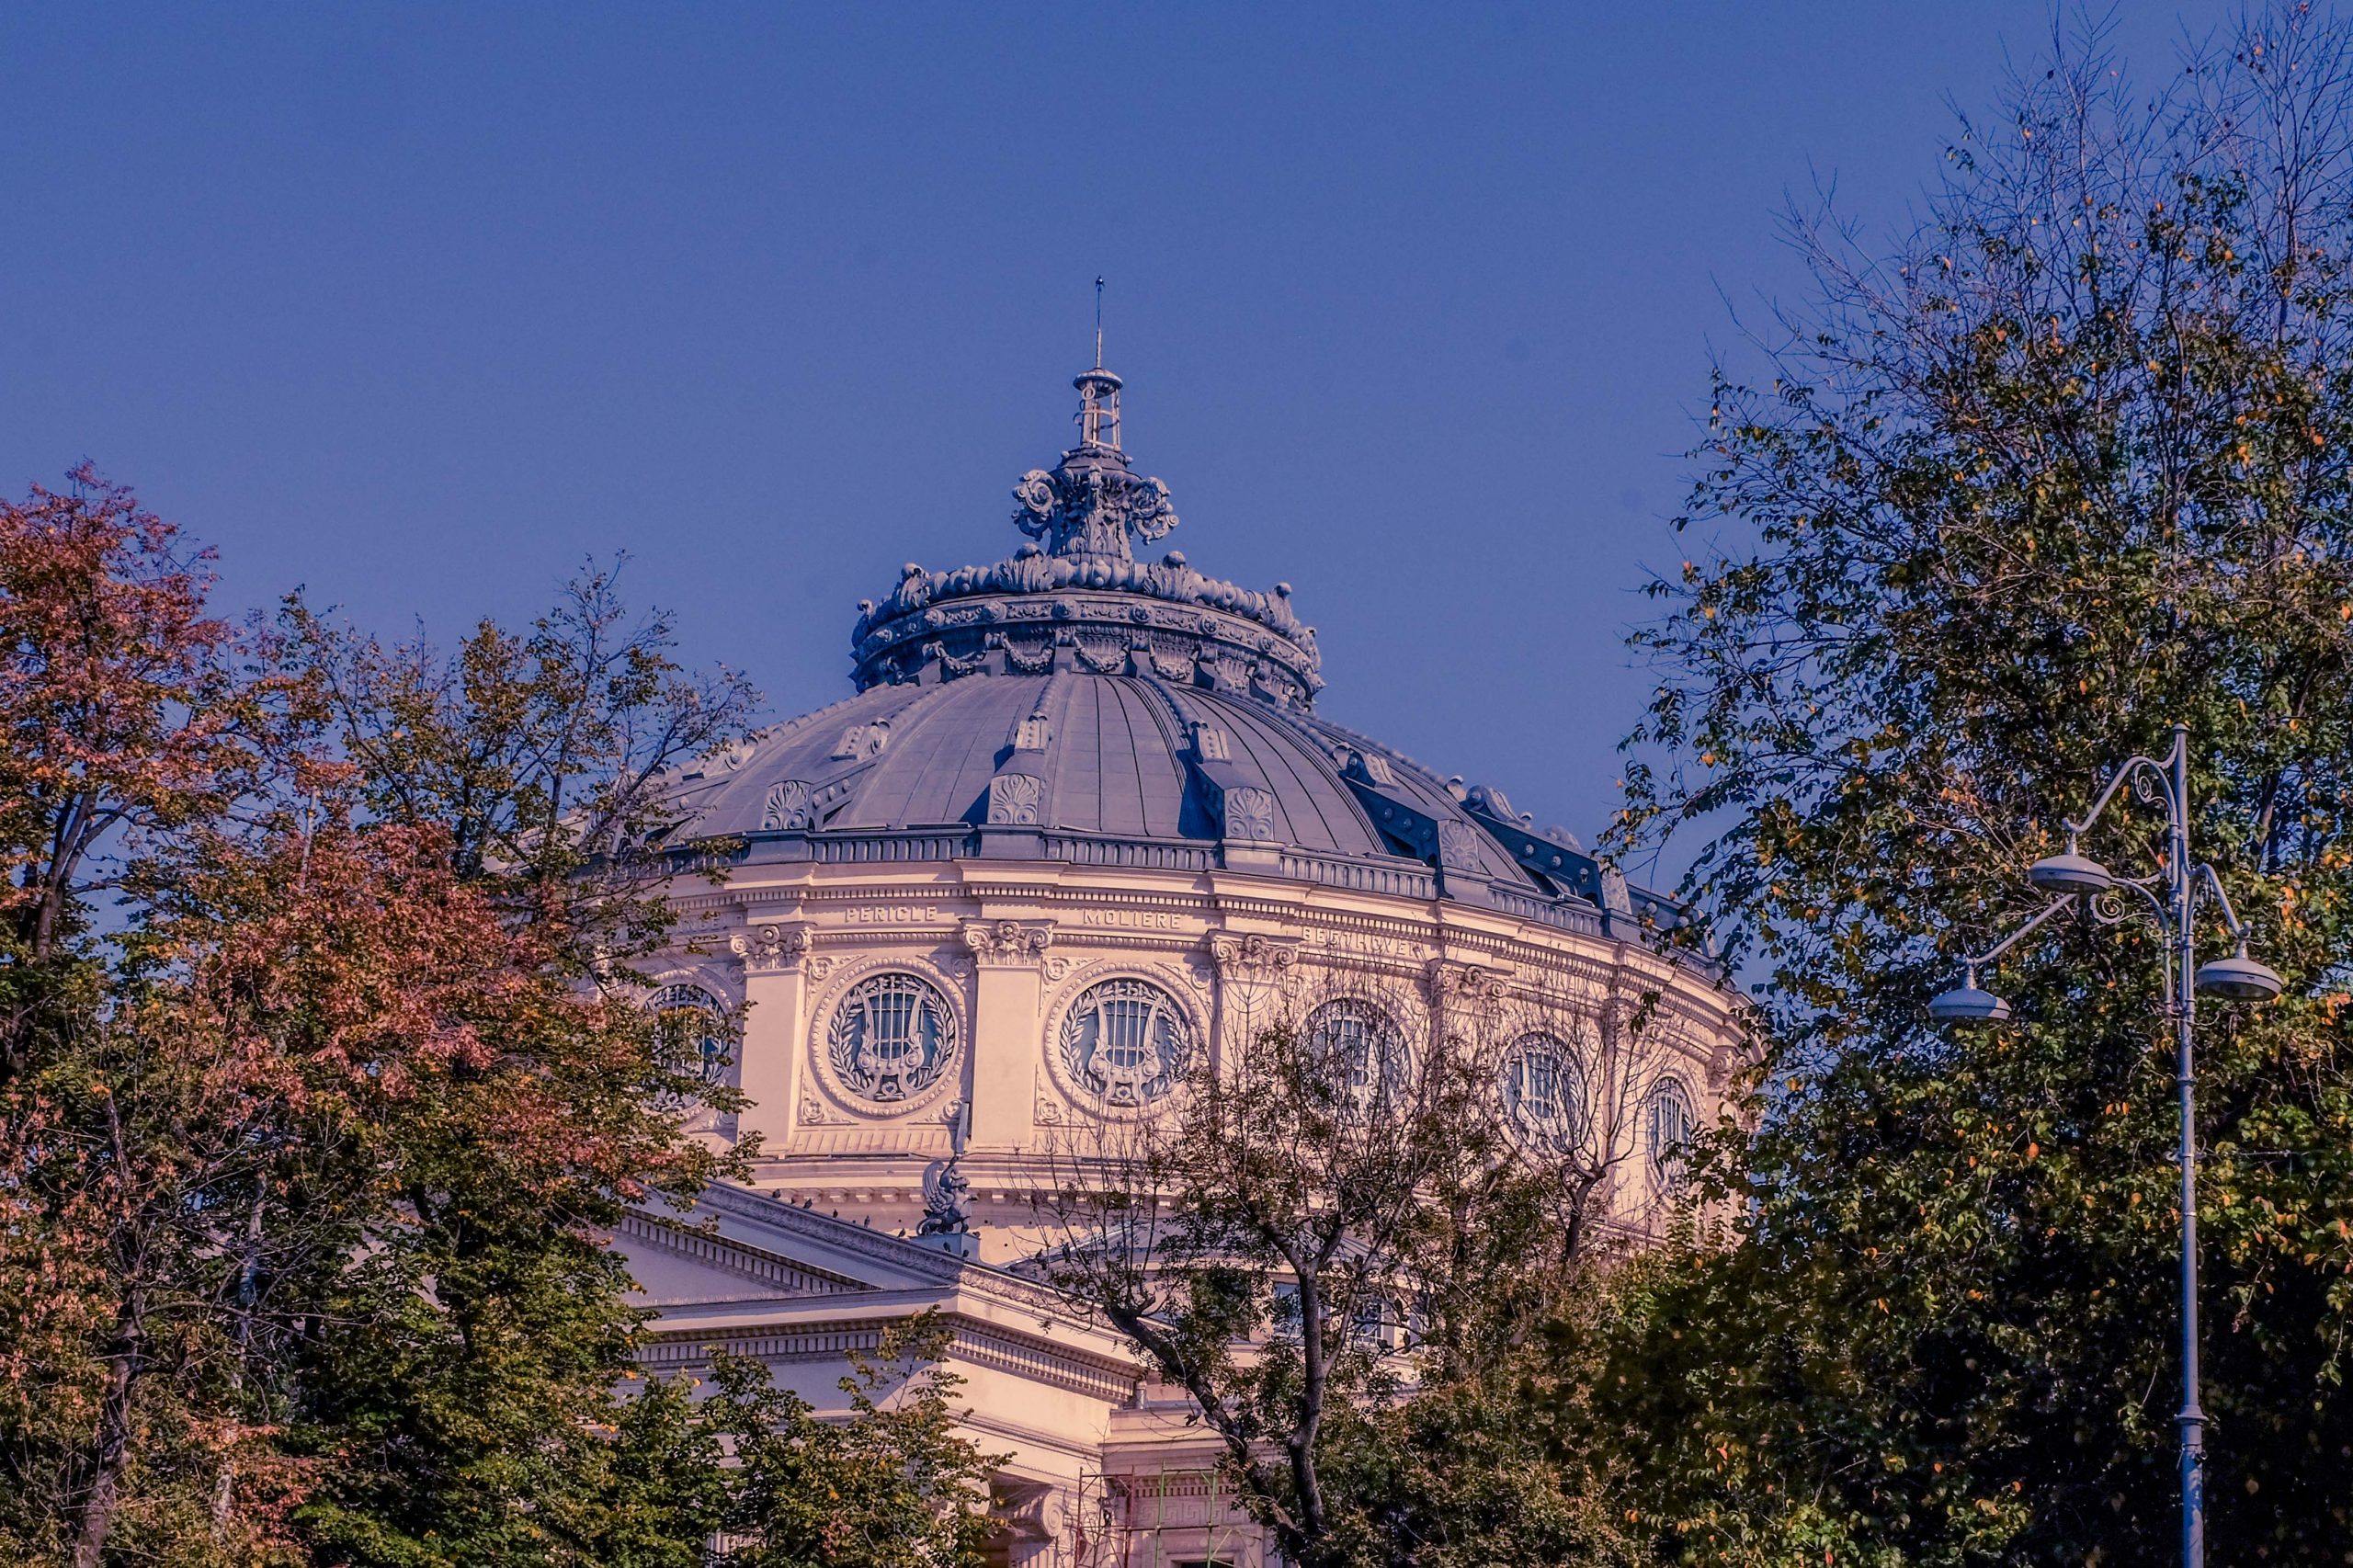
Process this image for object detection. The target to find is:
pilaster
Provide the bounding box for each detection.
[961,921,1054,1151]
[730,923,814,1152]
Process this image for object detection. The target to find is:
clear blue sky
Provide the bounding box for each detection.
[0,4,2209,870]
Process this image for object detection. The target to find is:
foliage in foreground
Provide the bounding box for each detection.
[1592,8,2353,1564]
[1035,969,1684,1568]
[0,466,785,1565]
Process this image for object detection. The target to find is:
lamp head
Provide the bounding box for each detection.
[2027,842,2114,894]
[1928,980,2012,1024]
[2194,947,2285,1002]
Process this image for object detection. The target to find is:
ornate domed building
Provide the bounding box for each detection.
[618,352,1745,1566]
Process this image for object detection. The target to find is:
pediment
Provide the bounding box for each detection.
[618,1210,872,1307]
[620,1179,995,1307]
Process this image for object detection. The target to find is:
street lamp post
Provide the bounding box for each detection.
[1925,723,2282,1568]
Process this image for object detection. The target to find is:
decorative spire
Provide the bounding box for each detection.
[846,332,1322,706]
[1072,277,1121,451]
[1010,315,1177,560]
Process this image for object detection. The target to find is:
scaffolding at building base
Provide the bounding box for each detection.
[1065,1463,1266,1568]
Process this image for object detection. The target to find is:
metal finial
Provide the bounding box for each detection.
[1094,276,1105,369]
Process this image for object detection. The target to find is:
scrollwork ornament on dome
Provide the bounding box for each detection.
[760,779,815,832]
[1219,785,1280,843]
[985,772,1045,825]
[1011,461,1179,562]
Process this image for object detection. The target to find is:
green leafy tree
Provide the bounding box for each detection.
[1594,8,2353,1563]
[693,1315,998,1568]
[273,564,763,1565]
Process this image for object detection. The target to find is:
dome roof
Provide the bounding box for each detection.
[673,356,1691,947]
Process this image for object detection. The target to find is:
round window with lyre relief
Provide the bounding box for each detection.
[1059,977,1192,1108]
[650,983,731,1085]
[1501,1031,1589,1153]
[825,972,960,1105]
[1645,1076,1696,1189]
[1303,997,1411,1106]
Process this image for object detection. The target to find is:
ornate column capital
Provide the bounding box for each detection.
[1209,931,1302,979]
[990,1479,1071,1568]
[961,919,1054,966]
[1427,957,1505,1006]
[730,923,813,974]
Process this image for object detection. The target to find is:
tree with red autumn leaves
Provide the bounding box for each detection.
[0,468,783,1565]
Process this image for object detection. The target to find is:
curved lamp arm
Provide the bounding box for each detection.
[2192,861,2248,938]
[1962,893,2079,971]
[2093,874,2172,929]
[2065,751,2179,841]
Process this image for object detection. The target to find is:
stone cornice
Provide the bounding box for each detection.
[640,1309,1139,1404]
[618,1210,866,1297]
[678,1181,1085,1322]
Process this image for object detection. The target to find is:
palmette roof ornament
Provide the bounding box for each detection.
[848,356,1322,705]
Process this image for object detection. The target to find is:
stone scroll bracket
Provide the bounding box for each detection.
[989,1478,1074,1568]
[1206,930,1302,1043]
[1208,931,1303,981]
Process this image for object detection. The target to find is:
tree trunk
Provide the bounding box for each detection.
[211,1192,267,1534]
[71,1294,144,1568]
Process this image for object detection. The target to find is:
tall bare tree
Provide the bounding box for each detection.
[1028,961,1700,1568]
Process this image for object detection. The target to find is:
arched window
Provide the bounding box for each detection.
[1061,978,1191,1108]
[1501,1032,1588,1153]
[650,983,729,1085]
[1645,1077,1697,1187]
[1303,998,1408,1105]
[826,973,959,1103]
